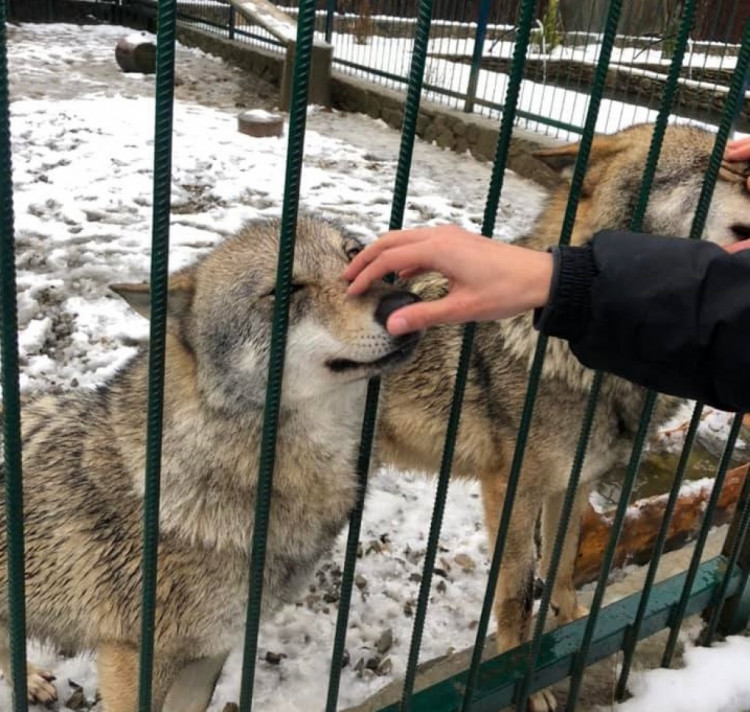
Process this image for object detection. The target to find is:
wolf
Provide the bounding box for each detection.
[375,123,750,711]
[0,217,421,711]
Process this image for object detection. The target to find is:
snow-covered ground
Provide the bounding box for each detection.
[5,21,749,712]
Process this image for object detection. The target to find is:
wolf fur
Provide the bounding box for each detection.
[0,218,420,711]
[376,123,750,711]
[2,124,749,712]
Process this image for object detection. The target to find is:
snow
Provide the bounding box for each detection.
[610,637,750,712]
[4,22,544,711]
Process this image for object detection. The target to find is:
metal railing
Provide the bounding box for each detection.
[153,0,750,138]
[2,0,750,711]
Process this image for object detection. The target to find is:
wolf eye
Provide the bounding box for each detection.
[263,284,305,298]
[343,238,364,261]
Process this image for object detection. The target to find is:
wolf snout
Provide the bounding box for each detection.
[374,291,422,329]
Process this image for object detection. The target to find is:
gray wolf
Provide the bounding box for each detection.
[375,123,750,711]
[0,217,420,711]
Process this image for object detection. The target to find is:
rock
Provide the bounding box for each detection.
[223,704,240,712]
[365,655,381,671]
[454,553,476,572]
[264,651,285,665]
[115,38,156,74]
[376,657,393,676]
[355,573,367,590]
[375,628,393,655]
[237,110,284,138]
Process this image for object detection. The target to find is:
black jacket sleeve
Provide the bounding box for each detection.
[535,230,750,412]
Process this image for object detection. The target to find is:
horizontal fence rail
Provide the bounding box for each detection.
[3,1,750,712]
[103,0,750,139]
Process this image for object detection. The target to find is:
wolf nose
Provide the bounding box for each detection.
[374,291,422,329]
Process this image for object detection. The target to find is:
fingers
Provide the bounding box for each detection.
[342,228,436,284]
[725,136,750,162]
[346,243,444,295]
[725,238,750,254]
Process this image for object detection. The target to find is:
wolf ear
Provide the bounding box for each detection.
[534,135,627,173]
[110,272,195,322]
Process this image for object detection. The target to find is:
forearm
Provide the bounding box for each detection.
[536,231,750,412]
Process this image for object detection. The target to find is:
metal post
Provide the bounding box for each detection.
[464,0,493,113]
[325,0,336,44]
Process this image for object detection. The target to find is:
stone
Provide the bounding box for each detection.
[237,110,284,138]
[375,628,393,655]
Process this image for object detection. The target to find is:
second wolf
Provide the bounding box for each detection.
[376,123,750,711]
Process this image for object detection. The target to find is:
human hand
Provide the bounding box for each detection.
[726,136,750,162]
[342,225,554,335]
[725,137,750,190]
[725,239,750,254]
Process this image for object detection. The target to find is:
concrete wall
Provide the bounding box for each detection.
[175,25,562,189]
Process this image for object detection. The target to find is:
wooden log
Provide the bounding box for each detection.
[115,37,157,75]
[573,463,749,586]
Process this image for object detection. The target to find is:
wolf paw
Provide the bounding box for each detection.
[27,664,57,704]
[527,688,557,712]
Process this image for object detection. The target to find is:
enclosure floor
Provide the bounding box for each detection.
[343,526,736,712]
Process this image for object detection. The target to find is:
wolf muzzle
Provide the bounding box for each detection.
[374,291,422,329]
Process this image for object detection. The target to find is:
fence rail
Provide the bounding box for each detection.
[3,0,750,711]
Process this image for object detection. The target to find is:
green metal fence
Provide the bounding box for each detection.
[3,1,750,711]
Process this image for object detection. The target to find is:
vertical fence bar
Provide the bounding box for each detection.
[324,0,335,44]
[403,2,543,705]
[229,3,236,41]
[570,21,750,698]
[577,0,700,698]
[703,470,750,641]
[520,10,702,700]
[463,0,492,113]
[327,2,437,708]
[236,1,318,709]
[463,0,631,706]
[615,404,703,698]
[661,415,743,664]
[324,381,378,712]
[0,1,29,708]
[137,0,178,708]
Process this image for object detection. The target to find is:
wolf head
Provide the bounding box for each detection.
[111,217,420,414]
[533,123,750,247]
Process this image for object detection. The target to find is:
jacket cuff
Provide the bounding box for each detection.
[534,243,597,341]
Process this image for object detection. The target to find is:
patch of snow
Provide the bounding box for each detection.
[609,637,750,712]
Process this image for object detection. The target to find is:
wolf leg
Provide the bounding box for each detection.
[162,652,229,712]
[0,621,57,704]
[540,486,590,625]
[97,642,184,712]
[480,475,557,712]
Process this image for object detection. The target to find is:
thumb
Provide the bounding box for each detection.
[386,299,455,335]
